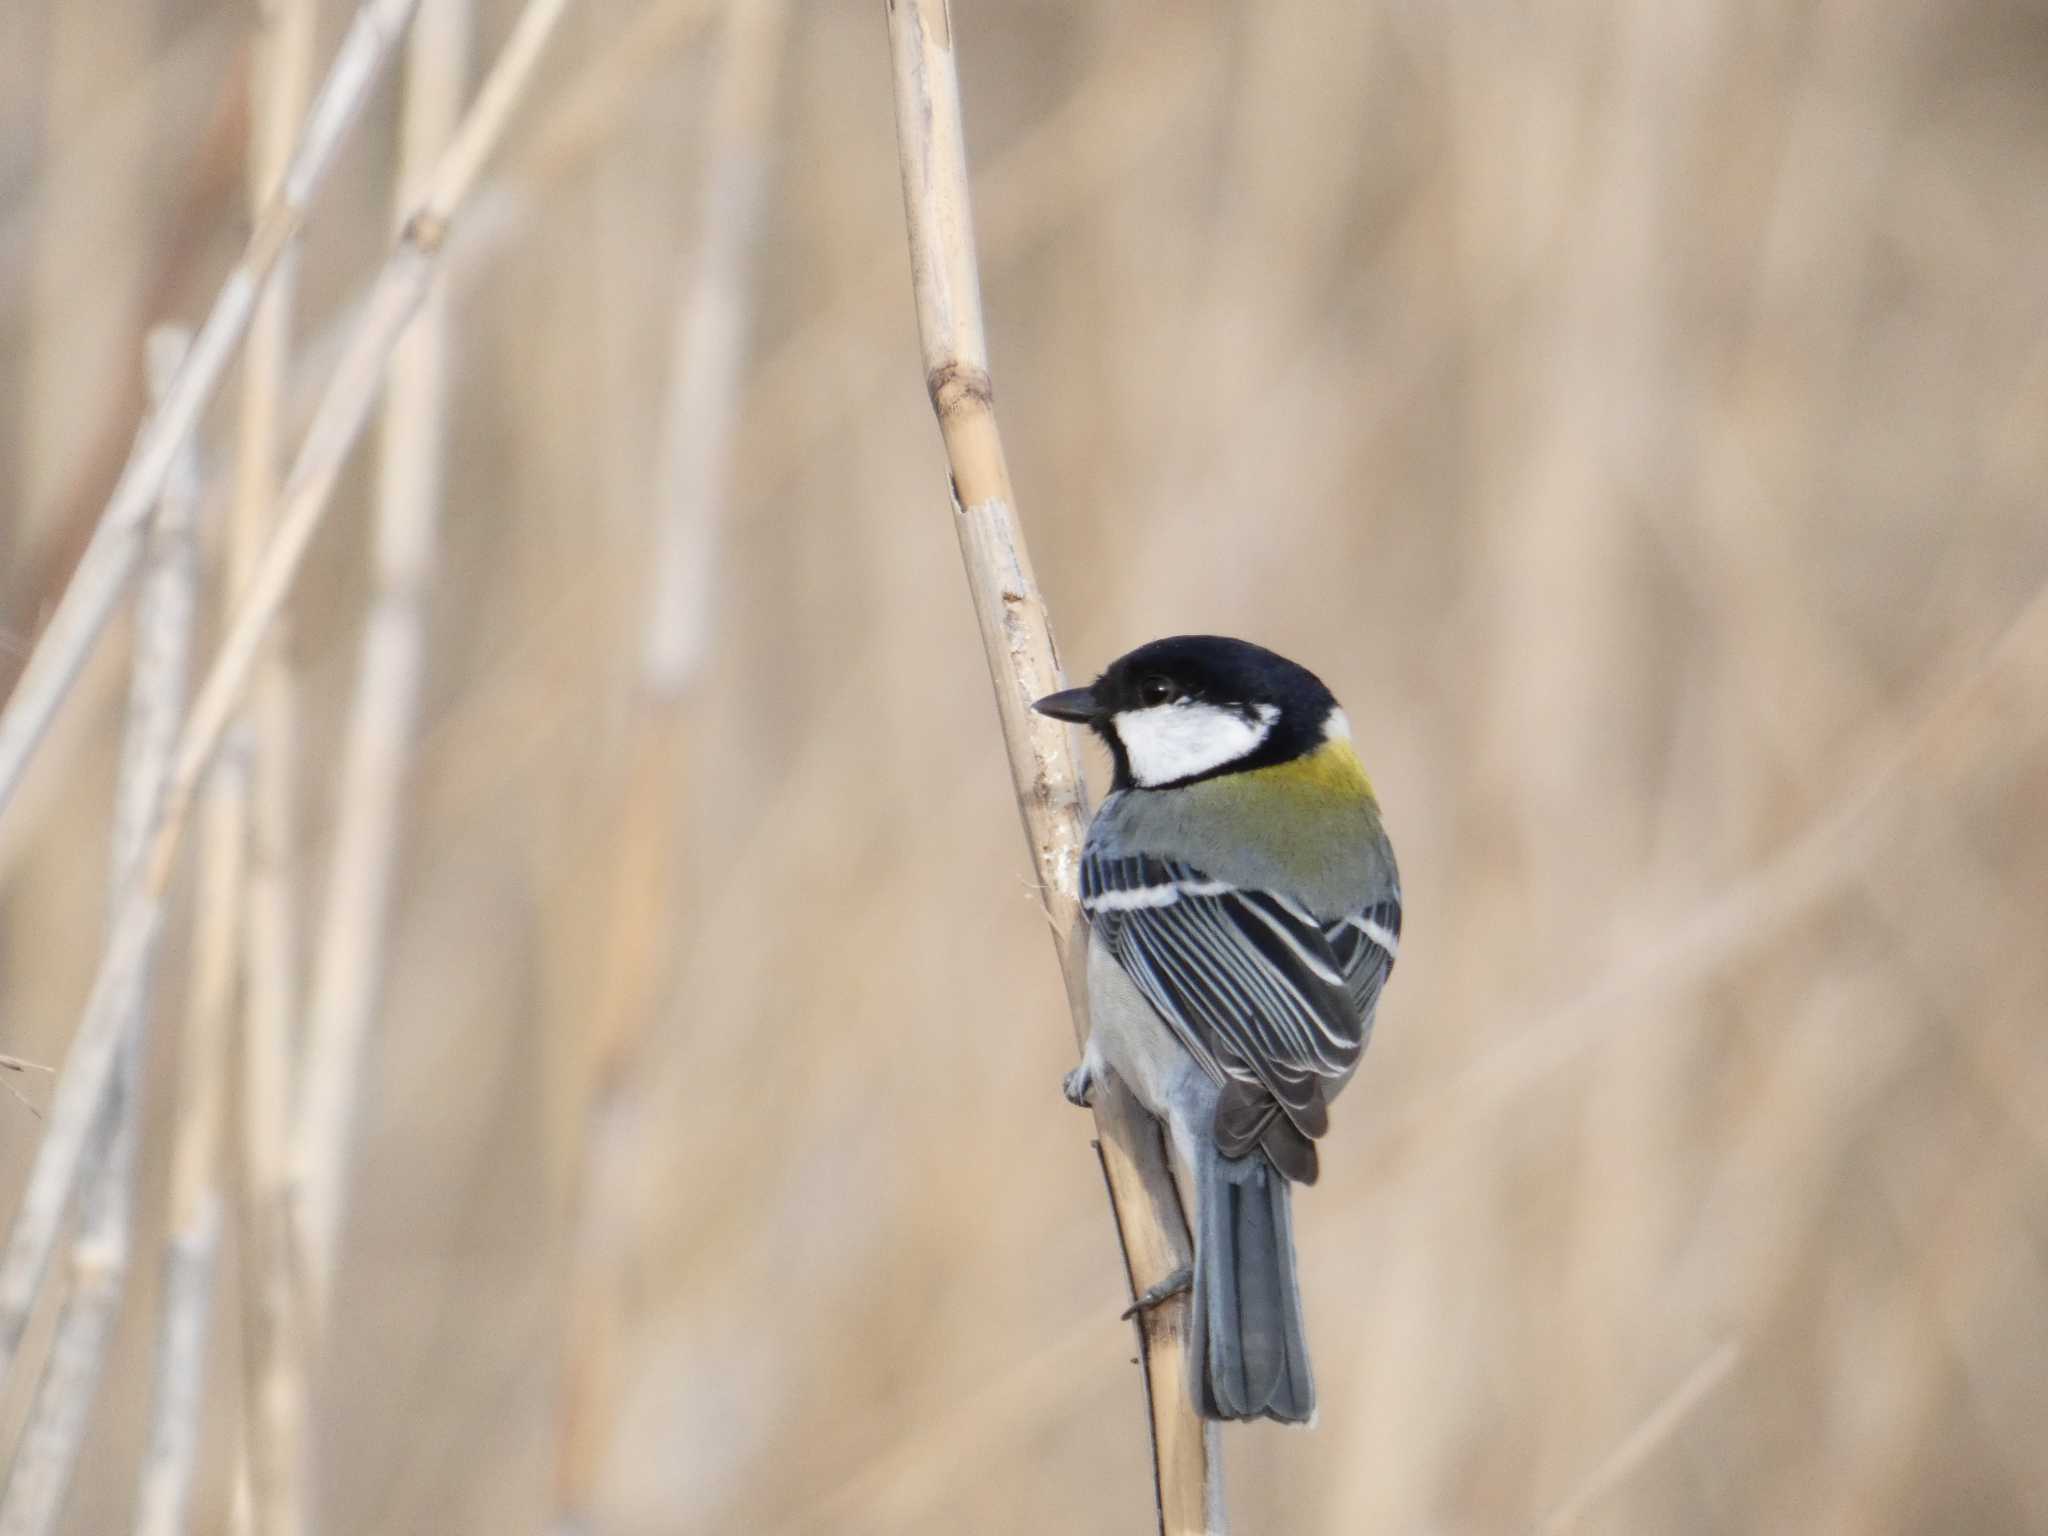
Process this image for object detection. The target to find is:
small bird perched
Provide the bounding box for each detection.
[1035,635,1401,1425]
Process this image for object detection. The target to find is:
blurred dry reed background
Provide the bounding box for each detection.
[3,0,2048,1532]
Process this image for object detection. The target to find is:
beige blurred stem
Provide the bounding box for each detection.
[1535,1339,1742,1535]
[133,4,324,1503]
[0,0,574,1395]
[131,745,243,1536]
[0,0,422,826]
[0,330,199,1536]
[298,0,473,1340]
[231,3,321,1529]
[0,1058,43,1116]
[882,3,1219,1533]
[549,1,787,1526]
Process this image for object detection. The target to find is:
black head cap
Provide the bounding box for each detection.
[1033,635,1340,790]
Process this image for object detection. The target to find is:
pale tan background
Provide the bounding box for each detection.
[4,0,2048,1532]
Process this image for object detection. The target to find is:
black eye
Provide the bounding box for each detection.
[1138,674,1177,706]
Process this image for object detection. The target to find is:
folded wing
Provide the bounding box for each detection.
[1082,848,1399,1181]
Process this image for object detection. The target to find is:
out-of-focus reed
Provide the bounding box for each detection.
[0,2,2044,1533]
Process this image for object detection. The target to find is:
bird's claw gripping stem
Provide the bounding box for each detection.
[1121,1265,1192,1320]
[1062,1061,1096,1108]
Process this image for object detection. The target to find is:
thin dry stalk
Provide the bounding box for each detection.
[882,3,1218,1531]
[742,25,1221,490]
[1368,576,2048,1169]
[0,1058,40,1117]
[638,0,785,692]
[131,746,242,1536]
[510,0,718,185]
[1536,1339,1743,1535]
[0,0,422,825]
[275,0,723,439]
[0,0,574,1392]
[546,729,681,1533]
[0,875,166,1388]
[548,3,786,1523]
[230,5,320,1530]
[297,0,473,1333]
[0,329,201,1536]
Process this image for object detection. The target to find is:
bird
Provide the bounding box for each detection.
[1034,635,1401,1425]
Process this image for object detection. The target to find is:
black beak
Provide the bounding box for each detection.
[1032,685,1101,724]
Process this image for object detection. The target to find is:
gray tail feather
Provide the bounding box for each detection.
[1189,1149,1314,1424]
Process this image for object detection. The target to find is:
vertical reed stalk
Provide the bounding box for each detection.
[295,0,471,1329]
[0,0,570,1415]
[549,3,786,1526]
[882,2,1219,1530]
[230,5,319,1529]
[0,0,423,826]
[0,329,200,1536]
[131,737,243,1536]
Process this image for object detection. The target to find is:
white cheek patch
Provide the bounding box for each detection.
[1112,701,1277,787]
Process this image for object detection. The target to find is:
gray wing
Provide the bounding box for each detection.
[1319,894,1401,1056]
[1081,846,1398,1144]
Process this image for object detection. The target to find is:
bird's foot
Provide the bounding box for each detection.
[1062,1061,1096,1108]
[1121,1266,1193,1320]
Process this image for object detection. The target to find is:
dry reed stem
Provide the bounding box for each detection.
[272,0,722,438]
[883,3,1217,1531]
[549,2,786,1522]
[0,0,571,1394]
[0,1088,39,1120]
[0,0,422,826]
[131,748,242,1536]
[741,24,1219,501]
[641,0,788,691]
[231,5,320,1529]
[1369,574,2048,1168]
[0,329,200,1536]
[547,726,682,1531]
[1535,1339,1743,1534]
[10,5,2027,1529]
[510,0,718,185]
[0,37,248,784]
[286,0,1201,553]
[230,1465,255,1536]
[0,871,165,1387]
[297,0,472,1336]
